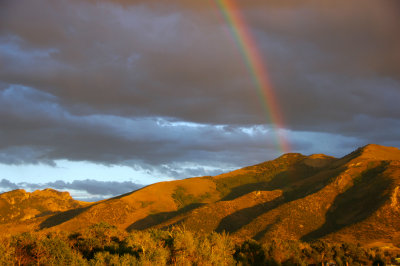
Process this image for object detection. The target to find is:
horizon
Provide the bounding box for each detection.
[2,143,399,202]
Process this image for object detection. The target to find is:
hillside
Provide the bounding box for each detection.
[1,144,400,248]
[0,188,90,236]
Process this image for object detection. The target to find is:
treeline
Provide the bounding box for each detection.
[0,222,397,265]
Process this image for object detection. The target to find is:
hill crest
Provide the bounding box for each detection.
[0,188,89,226]
[1,144,400,247]
[348,144,400,161]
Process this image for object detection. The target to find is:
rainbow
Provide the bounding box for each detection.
[214,0,290,154]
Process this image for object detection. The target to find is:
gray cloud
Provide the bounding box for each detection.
[0,179,19,190]
[0,84,290,175]
[43,179,143,196]
[0,178,143,200]
[0,0,399,178]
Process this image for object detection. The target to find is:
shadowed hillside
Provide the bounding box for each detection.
[1,144,400,248]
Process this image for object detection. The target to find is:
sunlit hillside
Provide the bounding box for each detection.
[1,144,399,252]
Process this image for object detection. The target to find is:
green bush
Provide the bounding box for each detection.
[125,230,170,265]
[234,239,266,265]
[38,237,86,265]
[0,239,14,265]
[0,223,396,265]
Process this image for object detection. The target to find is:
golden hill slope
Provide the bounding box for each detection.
[38,152,312,233]
[1,144,400,247]
[149,144,400,246]
[0,188,89,223]
[0,188,90,236]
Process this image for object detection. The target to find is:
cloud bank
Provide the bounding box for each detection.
[0,178,143,201]
[0,0,399,181]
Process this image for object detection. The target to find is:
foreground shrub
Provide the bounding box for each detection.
[0,223,397,265]
[194,231,235,265]
[8,232,86,265]
[0,239,14,265]
[38,237,86,265]
[124,230,170,265]
[234,239,265,265]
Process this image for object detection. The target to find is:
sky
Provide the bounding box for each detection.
[0,0,399,201]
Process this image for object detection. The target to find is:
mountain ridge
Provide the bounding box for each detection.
[1,144,400,248]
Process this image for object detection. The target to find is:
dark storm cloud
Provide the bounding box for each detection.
[248,2,400,132]
[0,178,143,198]
[0,0,399,176]
[0,0,257,124]
[0,85,284,175]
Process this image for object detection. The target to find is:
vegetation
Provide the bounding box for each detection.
[0,222,398,265]
[213,154,308,199]
[1,145,400,265]
[172,186,211,209]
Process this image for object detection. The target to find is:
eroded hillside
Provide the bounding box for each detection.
[1,144,400,247]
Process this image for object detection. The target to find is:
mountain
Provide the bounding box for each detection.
[0,188,89,235]
[1,144,400,248]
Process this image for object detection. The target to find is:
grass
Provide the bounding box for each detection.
[171,186,211,209]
